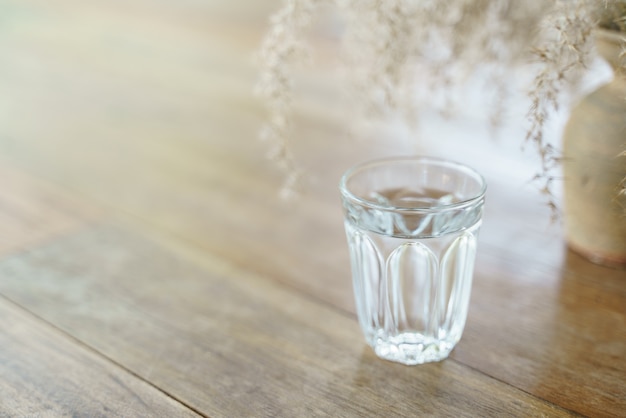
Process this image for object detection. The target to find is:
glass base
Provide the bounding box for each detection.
[371,334,455,365]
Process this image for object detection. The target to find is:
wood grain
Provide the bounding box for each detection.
[0,162,100,256]
[0,223,578,417]
[459,249,626,417]
[0,297,200,417]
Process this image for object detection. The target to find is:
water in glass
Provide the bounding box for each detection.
[344,186,481,365]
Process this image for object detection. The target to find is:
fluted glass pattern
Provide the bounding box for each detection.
[340,157,486,365]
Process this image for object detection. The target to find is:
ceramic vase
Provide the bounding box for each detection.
[562,29,626,268]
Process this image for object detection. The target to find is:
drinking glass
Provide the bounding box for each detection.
[340,156,486,365]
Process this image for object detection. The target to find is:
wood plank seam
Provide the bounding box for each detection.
[0,293,209,418]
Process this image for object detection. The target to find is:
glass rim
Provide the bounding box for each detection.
[339,156,487,213]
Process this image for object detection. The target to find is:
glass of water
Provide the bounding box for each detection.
[340,156,487,365]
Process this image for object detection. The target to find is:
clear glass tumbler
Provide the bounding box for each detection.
[340,156,486,365]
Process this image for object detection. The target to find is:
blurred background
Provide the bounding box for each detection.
[0,0,590,291]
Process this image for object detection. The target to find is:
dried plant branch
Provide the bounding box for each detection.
[255,0,323,198]
[525,0,597,216]
[256,0,626,213]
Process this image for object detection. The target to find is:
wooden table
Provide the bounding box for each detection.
[1,1,624,416]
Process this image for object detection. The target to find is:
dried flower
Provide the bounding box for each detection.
[256,0,626,211]
[255,0,322,198]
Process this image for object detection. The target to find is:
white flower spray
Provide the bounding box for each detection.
[256,0,625,213]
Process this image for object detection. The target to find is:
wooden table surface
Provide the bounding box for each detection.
[1,1,624,416]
